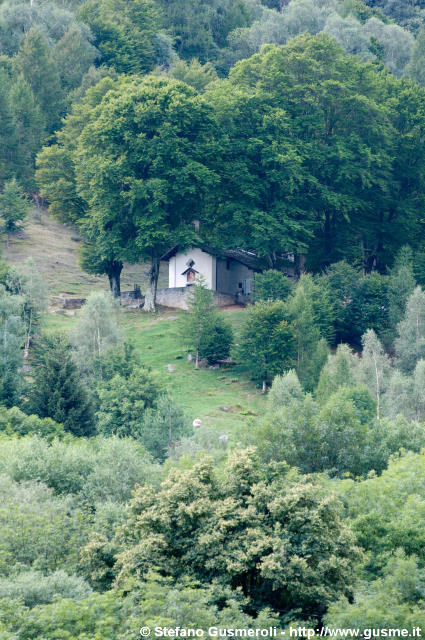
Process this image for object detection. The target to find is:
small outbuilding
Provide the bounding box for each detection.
[160,245,264,302]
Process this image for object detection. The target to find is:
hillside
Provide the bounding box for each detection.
[12,209,264,433]
[1,207,168,299]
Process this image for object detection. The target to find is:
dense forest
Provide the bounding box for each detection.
[3,0,425,637]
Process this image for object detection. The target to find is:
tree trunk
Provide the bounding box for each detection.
[107,261,123,298]
[294,253,306,280]
[143,254,160,312]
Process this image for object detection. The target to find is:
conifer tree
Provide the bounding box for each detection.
[287,275,332,390]
[9,75,46,190]
[395,286,425,373]
[0,178,29,245]
[0,70,17,185]
[0,286,25,407]
[54,24,99,92]
[357,329,391,420]
[180,278,233,368]
[387,246,416,336]
[15,27,63,133]
[407,27,425,85]
[239,300,296,390]
[30,335,95,437]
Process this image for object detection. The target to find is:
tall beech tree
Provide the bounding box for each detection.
[74,76,218,310]
[220,34,425,271]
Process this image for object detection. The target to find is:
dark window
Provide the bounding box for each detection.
[238,282,242,288]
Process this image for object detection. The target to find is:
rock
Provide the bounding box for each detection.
[219,406,232,413]
[65,311,75,317]
[218,434,229,445]
[53,309,65,314]
[63,298,86,309]
[217,357,233,364]
[209,364,220,370]
[167,364,176,372]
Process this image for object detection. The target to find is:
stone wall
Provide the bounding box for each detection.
[156,287,236,310]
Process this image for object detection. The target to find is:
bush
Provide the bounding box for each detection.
[96,366,161,438]
[138,394,191,461]
[199,314,233,364]
[0,474,87,575]
[0,406,64,440]
[0,570,92,607]
[238,300,296,388]
[0,435,159,502]
[253,269,292,302]
[256,384,425,477]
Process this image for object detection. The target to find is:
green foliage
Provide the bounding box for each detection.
[0,572,280,640]
[384,358,425,422]
[256,384,378,475]
[316,343,358,403]
[266,369,304,412]
[238,300,296,388]
[0,589,124,640]
[348,273,390,345]
[226,34,399,270]
[199,313,234,364]
[0,406,64,440]
[96,366,161,438]
[36,75,119,225]
[205,79,312,265]
[0,285,25,407]
[14,27,64,133]
[0,70,17,185]
[181,279,233,365]
[0,570,92,607]
[74,76,218,306]
[6,257,48,352]
[71,290,121,377]
[0,177,29,236]
[53,24,99,92]
[387,246,416,336]
[257,367,424,476]
[29,334,95,437]
[0,434,158,502]
[168,58,218,91]
[407,27,425,84]
[9,74,46,190]
[341,449,425,572]
[395,286,425,373]
[157,0,253,63]
[325,551,425,627]
[79,0,160,74]
[287,275,332,389]
[0,474,87,576]
[138,393,191,461]
[94,341,141,383]
[356,329,391,419]
[114,449,361,621]
[253,269,293,302]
